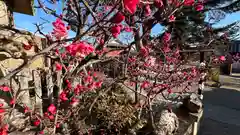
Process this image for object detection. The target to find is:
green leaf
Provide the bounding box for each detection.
[84,53,94,60]
[171,93,177,98]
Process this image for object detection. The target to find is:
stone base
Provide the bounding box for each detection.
[175,105,203,135]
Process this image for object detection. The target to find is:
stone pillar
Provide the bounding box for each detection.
[18,70,32,108]
[198,52,205,100]
[0,0,14,26]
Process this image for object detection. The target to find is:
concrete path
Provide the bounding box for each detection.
[199,86,240,135]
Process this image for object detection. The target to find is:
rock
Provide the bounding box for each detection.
[8,131,36,135]
[183,93,203,113]
[155,110,179,135]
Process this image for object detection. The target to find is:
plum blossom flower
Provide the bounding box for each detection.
[86,83,93,89]
[124,0,139,14]
[140,47,150,57]
[66,42,94,57]
[60,92,68,101]
[61,52,67,59]
[74,86,81,95]
[104,5,113,10]
[191,67,197,77]
[0,109,5,113]
[154,0,163,8]
[70,97,79,106]
[169,15,176,22]
[174,47,180,57]
[94,81,103,88]
[48,104,56,115]
[219,56,226,61]
[195,3,204,11]
[128,57,136,63]
[34,119,41,126]
[0,125,8,135]
[0,86,10,92]
[167,89,172,94]
[163,45,171,53]
[145,57,156,67]
[55,62,62,71]
[141,81,150,89]
[145,5,151,16]
[184,0,195,6]
[66,25,70,30]
[23,44,32,50]
[124,27,133,32]
[99,39,105,46]
[48,115,55,120]
[84,75,93,84]
[55,49,60,55]
[24,105,30,113]
[163,32,171,42]
[111,12,125,24]
[56,123,61,128]
[10,99,15,105]
[168,0,181,6]
[52,18,68,39]
[111,25,121,38]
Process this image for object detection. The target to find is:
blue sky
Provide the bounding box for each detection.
[13,1,240,40]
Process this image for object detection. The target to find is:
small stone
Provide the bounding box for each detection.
[155,110,179,135]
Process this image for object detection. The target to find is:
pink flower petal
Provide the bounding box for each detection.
[55,62,62,71]
[169,15,176,22]
[48,104,56,115]
[145,5,151,16]
[124,0,139,14]
[0,86,10,92]
[111,12,125,24]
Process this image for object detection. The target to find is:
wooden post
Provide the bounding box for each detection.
[200,52,204,63]
[229,64,232,75]
[33,70,42,115]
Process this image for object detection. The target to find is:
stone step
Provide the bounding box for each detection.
[206,75,240,88]
[219,75,240,84]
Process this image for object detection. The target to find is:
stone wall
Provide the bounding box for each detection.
[0,27,46,110]
[0,0,45,78]
[0,27,45,77]
[0,0,11,26]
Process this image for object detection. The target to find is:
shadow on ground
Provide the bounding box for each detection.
[198,87,240,135]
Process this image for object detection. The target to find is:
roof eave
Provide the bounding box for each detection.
[12,0,34,16]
